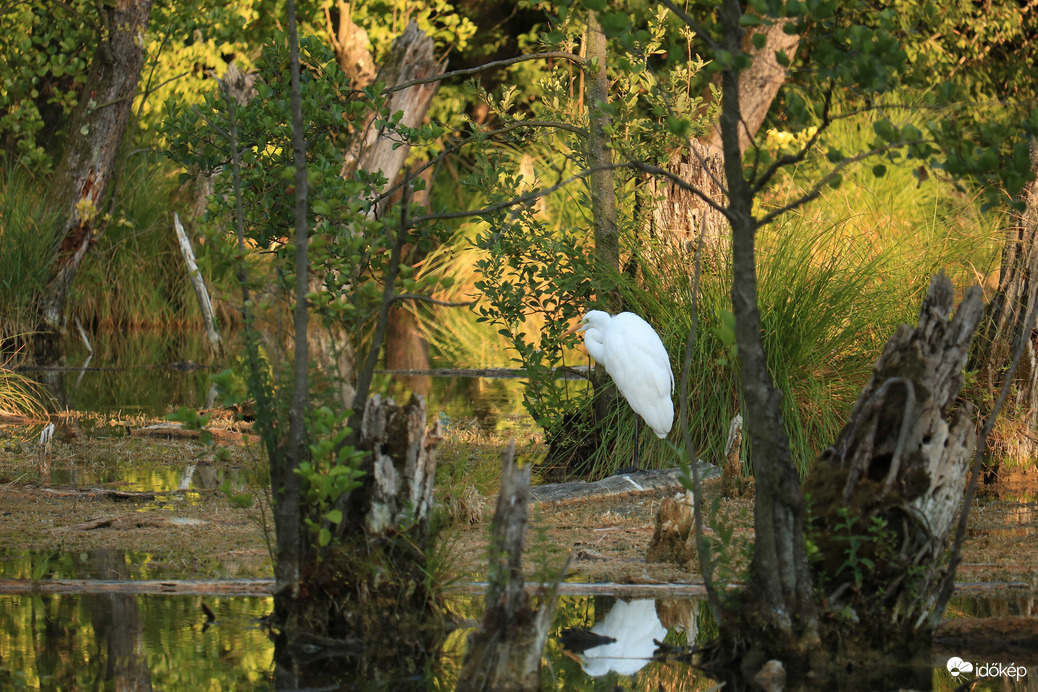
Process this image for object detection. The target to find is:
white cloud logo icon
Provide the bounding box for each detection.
[947,657,974,677]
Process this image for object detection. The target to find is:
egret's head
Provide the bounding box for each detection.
[577,309,611,333]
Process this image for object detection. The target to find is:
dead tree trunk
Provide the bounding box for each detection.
[344,20,445,202]
[644,143,727,260]
[971,142,1038,472]
[36,0,154,361]
[316,20,444,409]
[645,23,797,266]
[457,442,565,692]
[699,22,800,156]
[804,273,983,669]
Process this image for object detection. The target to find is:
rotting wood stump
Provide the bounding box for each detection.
[353,392,441,538]
[804,271,984,649]
[275,393,445,683]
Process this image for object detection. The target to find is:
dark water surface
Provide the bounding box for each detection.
[4,590,1031,690]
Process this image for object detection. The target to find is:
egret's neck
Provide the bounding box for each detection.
[583,329,606,362]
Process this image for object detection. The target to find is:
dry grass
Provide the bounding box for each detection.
[0,365,50,420]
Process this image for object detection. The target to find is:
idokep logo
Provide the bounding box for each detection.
[947,657,1028,682]
[946,657,973,677]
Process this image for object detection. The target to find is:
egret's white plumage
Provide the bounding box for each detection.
[578,310,674,438]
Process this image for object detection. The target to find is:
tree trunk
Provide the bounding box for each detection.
[385,305,432,395]
[585,12,622,429]
[700,22,800,156]
[971,142,1038,472]
[714,0,818,661]
[644,143,728,261]
[457,442,564,692]
[803,273,982,677]
[647,23,798,264]
[36,0,154,361]
[324,0,377,88]
[316,21,443,409]
[275,394,444,680]
[344,20,445,203]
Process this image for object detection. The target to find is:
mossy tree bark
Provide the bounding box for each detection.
[36,0,154,361]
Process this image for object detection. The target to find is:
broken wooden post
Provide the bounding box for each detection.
[805,271,984,653]
[457,441,567,692]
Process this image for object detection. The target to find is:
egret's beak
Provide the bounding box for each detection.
[568,318,588,336]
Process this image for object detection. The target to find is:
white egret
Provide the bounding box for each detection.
[578,310,674,468]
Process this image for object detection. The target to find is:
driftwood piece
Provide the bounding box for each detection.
[173,212,222,356]
[530,463,719,505]
[457,442,567,692]
[806,272,984,632]
[355,393,441,537]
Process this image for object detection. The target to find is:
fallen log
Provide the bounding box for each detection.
[530,463,719,505]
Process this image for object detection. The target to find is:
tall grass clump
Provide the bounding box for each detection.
[72,154,238,330]
[0,162,60,344]
[620,216,907,477]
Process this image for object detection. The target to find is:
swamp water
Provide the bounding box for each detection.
[1,588,1034,690]
[3,335,1036,689]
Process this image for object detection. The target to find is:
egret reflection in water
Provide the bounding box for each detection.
[579,598,667,677]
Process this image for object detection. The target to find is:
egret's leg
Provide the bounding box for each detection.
[633,417,640,470]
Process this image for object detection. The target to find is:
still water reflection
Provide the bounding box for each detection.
[0,593,272,690]
[2,590,1030,690]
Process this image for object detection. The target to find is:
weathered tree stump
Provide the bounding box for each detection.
[353,392,439,537]
[275,394,444,685]
[805,272,984,650]
[457,442,567,692]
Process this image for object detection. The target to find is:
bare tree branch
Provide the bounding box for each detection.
[655,0,718,51]
[392,293,474,308]
[381,51,585,95]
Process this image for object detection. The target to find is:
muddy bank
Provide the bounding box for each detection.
[1,418,1036,594]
